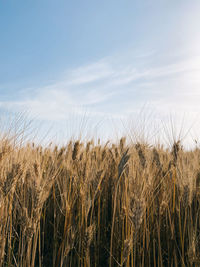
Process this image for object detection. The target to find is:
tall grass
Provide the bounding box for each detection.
[0,131,200,266]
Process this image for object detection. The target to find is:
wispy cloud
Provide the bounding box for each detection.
[0,47,200,143]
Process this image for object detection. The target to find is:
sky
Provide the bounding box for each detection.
[0,0,200,146]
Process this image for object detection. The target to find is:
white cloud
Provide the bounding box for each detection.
[0,46,200,144]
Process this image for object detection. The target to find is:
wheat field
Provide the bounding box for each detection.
[0,128,200,267]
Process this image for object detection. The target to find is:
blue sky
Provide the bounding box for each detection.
[0,0,200,145]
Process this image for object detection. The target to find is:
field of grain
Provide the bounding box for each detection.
[0,131,200,266]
